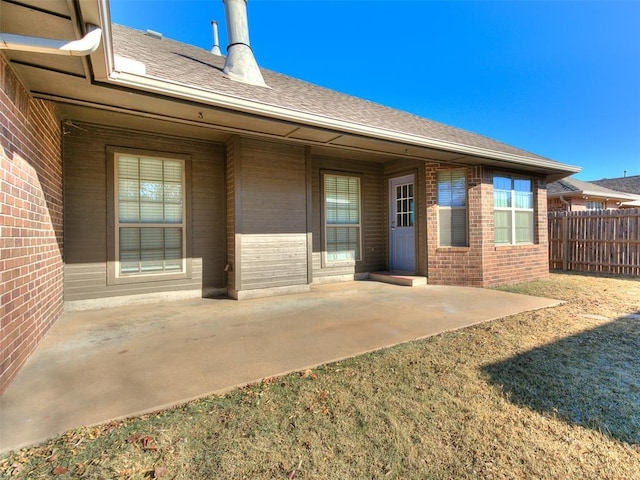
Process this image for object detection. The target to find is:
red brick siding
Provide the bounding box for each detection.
[426,164,484,286]
[548,197,569,213]
[0,56,63,393]
[426,164,549,287]
[481,176,549,286]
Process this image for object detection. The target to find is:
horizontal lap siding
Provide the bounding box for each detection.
[240,234,308,288]
[237,138,307,290]
[226,138,236,291]
[63,124,225,301]
[192,143,226,291]
[311,156,385,280]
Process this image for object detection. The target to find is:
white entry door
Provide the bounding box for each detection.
[389,175,416,272]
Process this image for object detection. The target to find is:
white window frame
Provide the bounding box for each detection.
[493,174,535,245]
[586,200,604,210]
[108,148,191,285]
[437,169,468,247]
[322,172,362,266]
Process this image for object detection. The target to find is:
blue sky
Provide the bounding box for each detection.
[110,0,640,181]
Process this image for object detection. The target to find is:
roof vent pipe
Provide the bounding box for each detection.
[221,0,267,87]
[210,20,222,55]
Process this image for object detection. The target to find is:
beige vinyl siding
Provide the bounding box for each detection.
[233,137,308,291]
[63,123,225,301]
[312,156,385,280]
[226,137,237,292]
[240,234,308,289]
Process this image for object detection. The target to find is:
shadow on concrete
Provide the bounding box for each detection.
[483,313,640,445]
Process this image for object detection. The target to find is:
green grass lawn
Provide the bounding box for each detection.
[2,273,639,479]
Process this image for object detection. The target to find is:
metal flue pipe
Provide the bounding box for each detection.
[210,20,222,55]
[221,0,266,87]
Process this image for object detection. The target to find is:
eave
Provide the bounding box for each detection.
[2,0,581,181]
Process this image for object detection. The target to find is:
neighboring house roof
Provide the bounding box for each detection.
[548,176,637,201]
[591,175,640,195]
[590,175,640,207]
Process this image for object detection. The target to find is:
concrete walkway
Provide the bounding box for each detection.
[0,281,560,452]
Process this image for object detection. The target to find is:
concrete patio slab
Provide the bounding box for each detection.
[0,281,560,453]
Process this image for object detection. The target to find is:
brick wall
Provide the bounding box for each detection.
[481,175,549,286]
[548,197,569,212]
[426,164,484,286]
[426,164,549,287]
[0,56,63,393]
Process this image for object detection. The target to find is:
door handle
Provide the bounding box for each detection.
[391,221,396,230]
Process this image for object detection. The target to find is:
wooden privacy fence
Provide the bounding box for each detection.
[548,209,640,275]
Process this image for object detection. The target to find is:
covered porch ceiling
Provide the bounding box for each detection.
[1,0,575,177]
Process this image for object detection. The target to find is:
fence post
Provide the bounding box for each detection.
[562,215,568,271]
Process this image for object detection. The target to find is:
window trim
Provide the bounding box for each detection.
[436,169,469,247]
[585,200,605,210]
[107,147,192,285]
[321,171,363,267]
[493,173,535,246]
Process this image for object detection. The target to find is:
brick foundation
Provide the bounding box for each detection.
[0,55,63,393]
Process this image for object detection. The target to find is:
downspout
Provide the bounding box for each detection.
[0,26,102,56]
[559,195,571,212]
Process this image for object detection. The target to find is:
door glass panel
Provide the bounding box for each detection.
[395,182,414,227]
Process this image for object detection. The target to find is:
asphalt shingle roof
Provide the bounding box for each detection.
[548,176,636,200]
[111,24,556,164]
[591,175,640,195]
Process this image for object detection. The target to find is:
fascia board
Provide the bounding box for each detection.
[580,189,636,201]
[107,71,580,174]
[548,189,635,201]
[91,0,579,175]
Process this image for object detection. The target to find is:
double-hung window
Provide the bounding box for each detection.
[493,175,534,244]
[115,153,186,277]
[586,201,604,210]
[324,173,361,263]
[437,170,468,246]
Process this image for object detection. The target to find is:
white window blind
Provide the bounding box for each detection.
[324,174,361,262]
[437,170,468,246]
[116,155,185,275]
